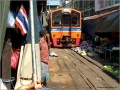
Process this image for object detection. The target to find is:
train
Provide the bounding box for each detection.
[48,8,82,47]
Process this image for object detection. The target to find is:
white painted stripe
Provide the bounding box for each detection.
[20,9,29,26]
[16,17,27,34]
[51,31,81,32]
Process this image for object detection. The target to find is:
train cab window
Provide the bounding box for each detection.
[52,11,62,26]
[72,16,78,24]
[71,11,80,26]
[62,14,71,26]
[71,15,80,26]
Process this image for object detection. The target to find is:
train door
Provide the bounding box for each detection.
[61,14,72,46]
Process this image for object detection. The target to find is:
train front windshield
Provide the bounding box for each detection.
[52,10,80,26]
[52,10,62,25]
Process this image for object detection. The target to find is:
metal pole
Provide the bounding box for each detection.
[29,0,37,83]
[49,5,50,11]
[83,0,84,18]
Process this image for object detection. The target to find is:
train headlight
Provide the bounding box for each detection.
[63,8,70,13]
[53,34,55,37]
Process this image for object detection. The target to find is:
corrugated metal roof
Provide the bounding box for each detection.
[84,9,120,20]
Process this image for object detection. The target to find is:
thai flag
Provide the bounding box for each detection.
[15,5,30,35]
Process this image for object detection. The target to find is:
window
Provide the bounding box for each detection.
[71,11,80,26]
[71,15,77,24]
[52,10,62,26]
[115,0,120,4]
[62,14,71,26]
[95,0,120,11]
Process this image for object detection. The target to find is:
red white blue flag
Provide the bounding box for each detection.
[15,5,30,35]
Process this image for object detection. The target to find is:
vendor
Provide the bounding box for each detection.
[111,32,119,45]
[107,32,119,49]
[94,34,100,46]
[81,33,87,42]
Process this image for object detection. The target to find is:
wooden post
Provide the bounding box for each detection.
[1,30,11,89]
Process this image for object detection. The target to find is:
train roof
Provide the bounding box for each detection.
[51,8,81,13]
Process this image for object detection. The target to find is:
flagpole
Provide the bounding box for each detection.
[29,0,37,83]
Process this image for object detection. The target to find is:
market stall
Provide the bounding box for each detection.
[79,9,120,80]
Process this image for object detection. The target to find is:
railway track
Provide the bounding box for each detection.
[47,48,120,90]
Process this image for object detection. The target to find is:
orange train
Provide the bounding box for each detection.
[49,8,82,47]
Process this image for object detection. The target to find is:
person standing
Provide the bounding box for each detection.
[39,30,50,86]
[44,29,52,49]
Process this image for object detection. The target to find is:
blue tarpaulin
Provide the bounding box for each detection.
[47,0,60,6]
[38,16,44,32]
[83,9,119,37]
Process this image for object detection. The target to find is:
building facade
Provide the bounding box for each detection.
[61,0,120,18]
[61,0,96,18]
[95,0,120,12]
